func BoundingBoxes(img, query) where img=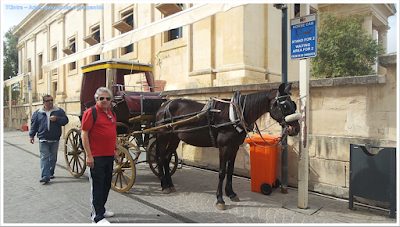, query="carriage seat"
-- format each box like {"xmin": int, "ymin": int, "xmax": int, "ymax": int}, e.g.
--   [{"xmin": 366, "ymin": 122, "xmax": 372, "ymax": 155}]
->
[{"xmin": 114, "ymin": 90, "xmax": 166, "ymax": 117}]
